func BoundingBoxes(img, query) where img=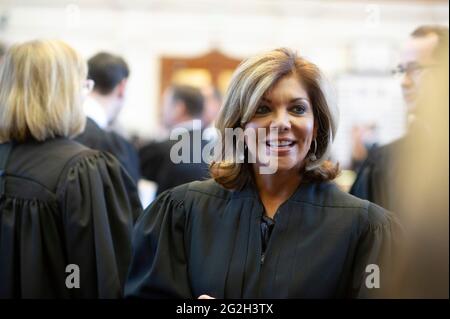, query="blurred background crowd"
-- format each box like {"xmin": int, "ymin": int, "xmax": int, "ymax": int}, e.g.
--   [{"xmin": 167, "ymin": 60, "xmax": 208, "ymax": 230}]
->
[{"xmin": 0, "ymin": 0, "xmax": 448, "ymax": 298}]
